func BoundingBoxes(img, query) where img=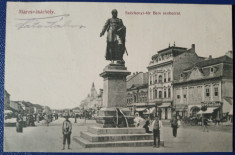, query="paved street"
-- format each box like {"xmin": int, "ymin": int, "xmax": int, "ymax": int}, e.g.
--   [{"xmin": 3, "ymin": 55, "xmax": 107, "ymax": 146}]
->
[{"xmin": 4, "ymin": 118, "xmax": 233, "ymax": 152}]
